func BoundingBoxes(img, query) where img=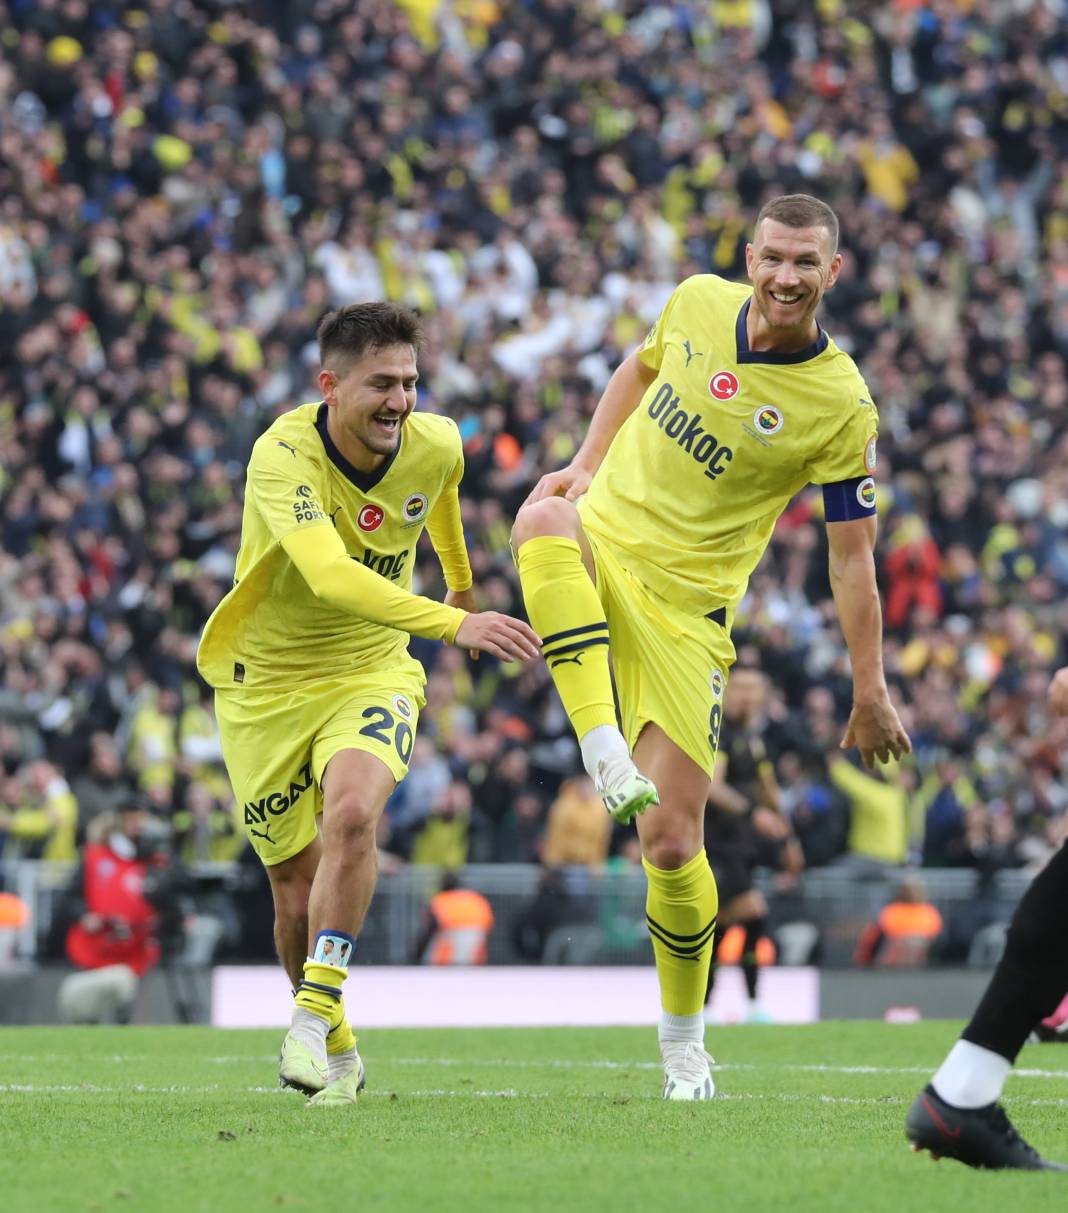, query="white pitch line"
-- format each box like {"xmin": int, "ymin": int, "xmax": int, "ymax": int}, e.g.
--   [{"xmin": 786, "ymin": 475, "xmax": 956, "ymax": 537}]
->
[
  {"xmin": 7, "ymin": 1056, "xmax": 1068, "ymax": 1081},
  {"xmin": 385, "ymin": 1057, "xmax": 1068, "ymax": 1081},
  {"xmin": 789, "ymin": 1063, "xmax": 1068, "ymax": 1080},
  {"xmin": 4, "ymin": 1083, "xmax": 1068, "ymax": 1110}
]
